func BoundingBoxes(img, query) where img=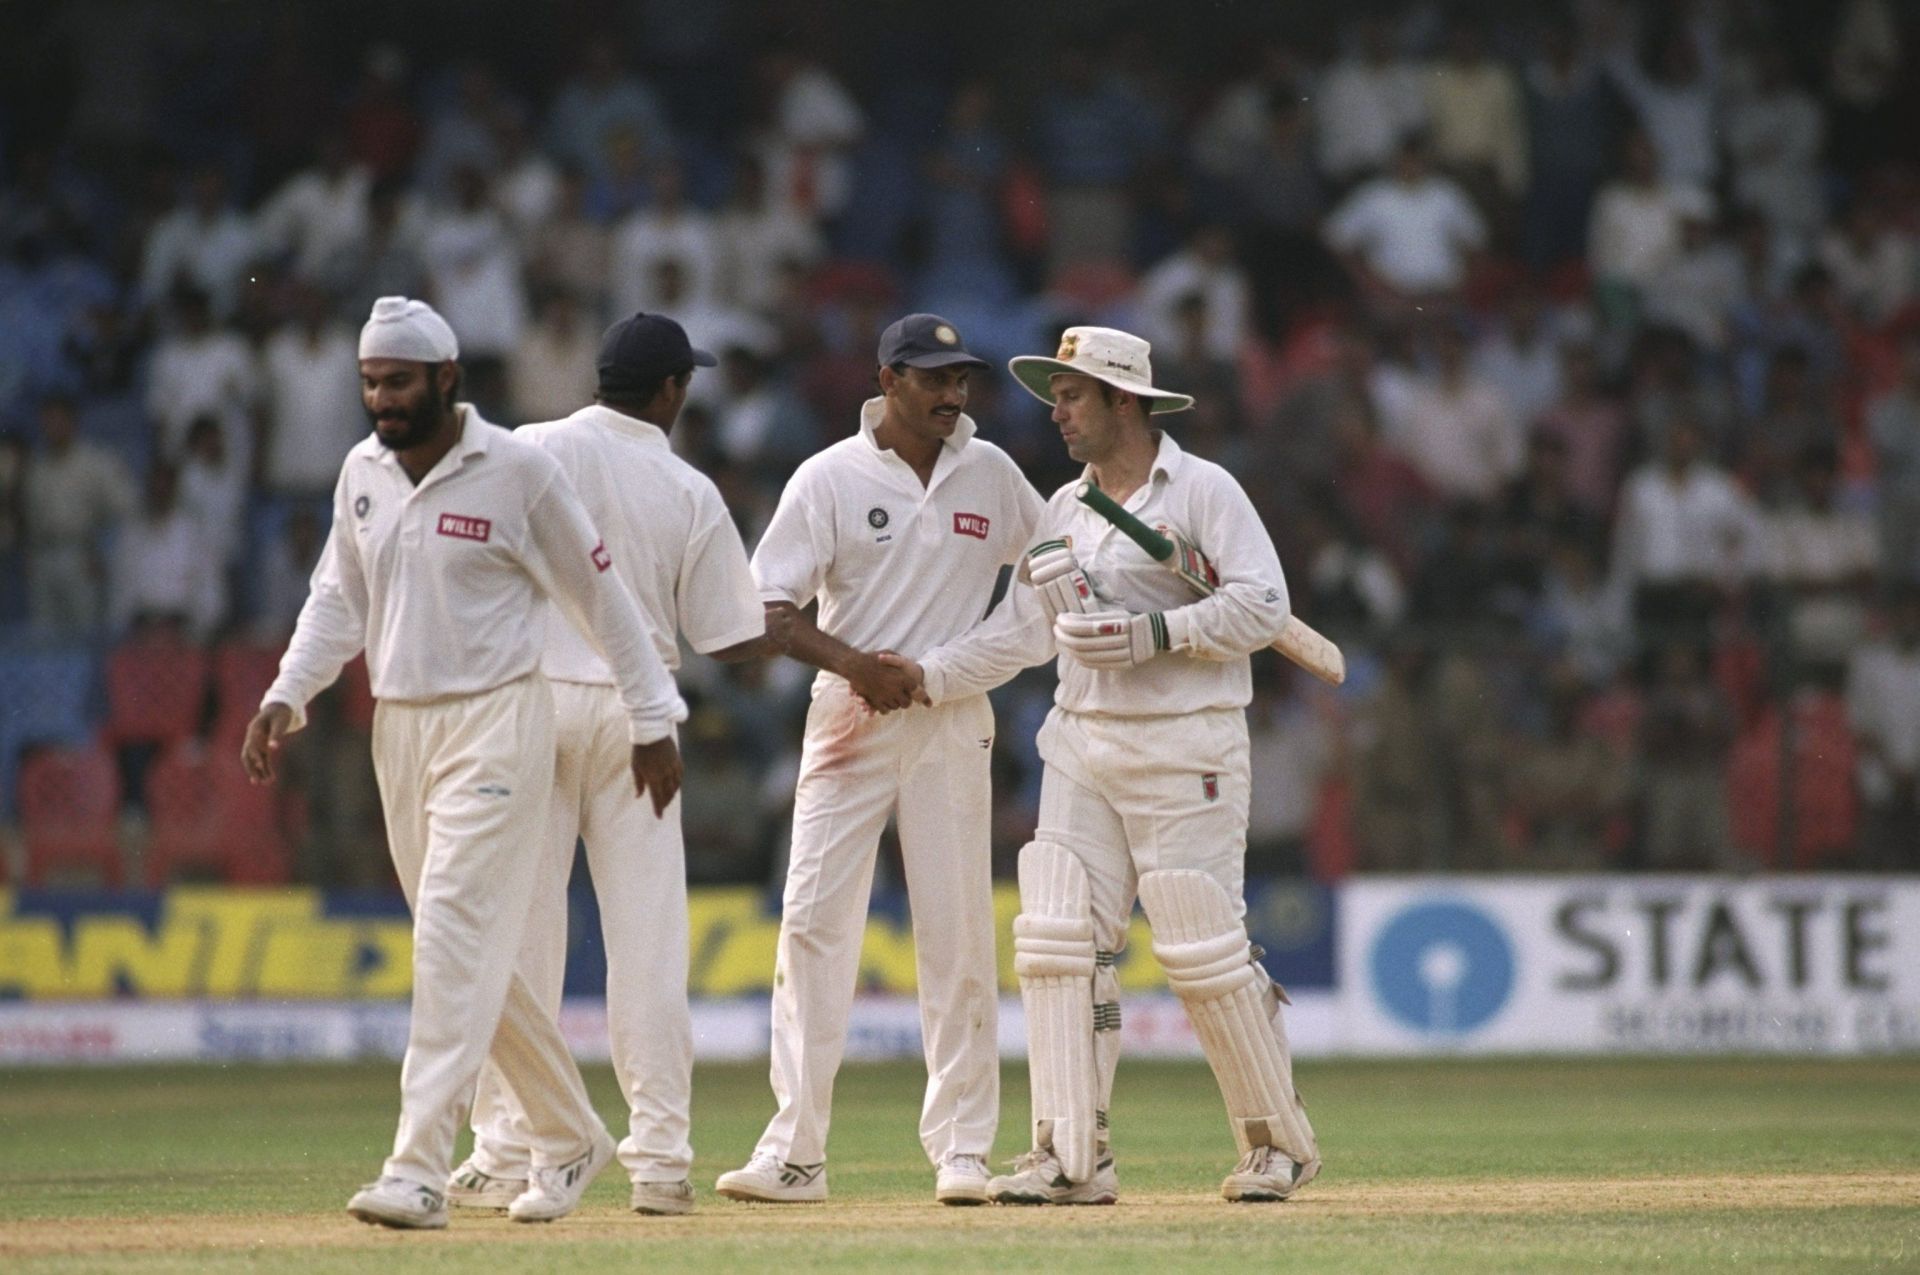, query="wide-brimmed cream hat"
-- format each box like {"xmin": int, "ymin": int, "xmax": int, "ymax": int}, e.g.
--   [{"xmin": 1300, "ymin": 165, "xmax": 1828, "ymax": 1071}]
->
[{"xmin": 1009, "ymin": 325, "xmax": 1194, "ymax": 414}]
